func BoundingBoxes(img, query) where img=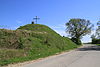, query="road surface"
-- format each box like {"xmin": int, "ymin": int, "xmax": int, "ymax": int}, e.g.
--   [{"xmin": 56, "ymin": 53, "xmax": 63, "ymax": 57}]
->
[{"xmin": 22, "ymin": 44, "xmax": 100, "ymax": 67}]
